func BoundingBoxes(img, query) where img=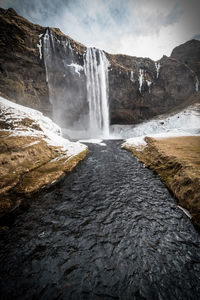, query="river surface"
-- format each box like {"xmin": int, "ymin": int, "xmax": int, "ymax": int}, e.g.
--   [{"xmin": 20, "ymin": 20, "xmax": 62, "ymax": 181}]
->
[{"xmin": 1, "ymin": 140, "xmax": 200, "ymax": 300}]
